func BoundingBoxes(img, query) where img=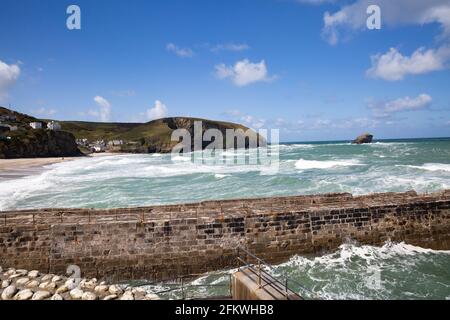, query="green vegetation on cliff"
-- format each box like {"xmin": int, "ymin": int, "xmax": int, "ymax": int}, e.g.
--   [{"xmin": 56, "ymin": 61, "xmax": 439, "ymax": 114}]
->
[{"xmin": 0, "ymin": 106, "xmax": 264, "ymax": 157}]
